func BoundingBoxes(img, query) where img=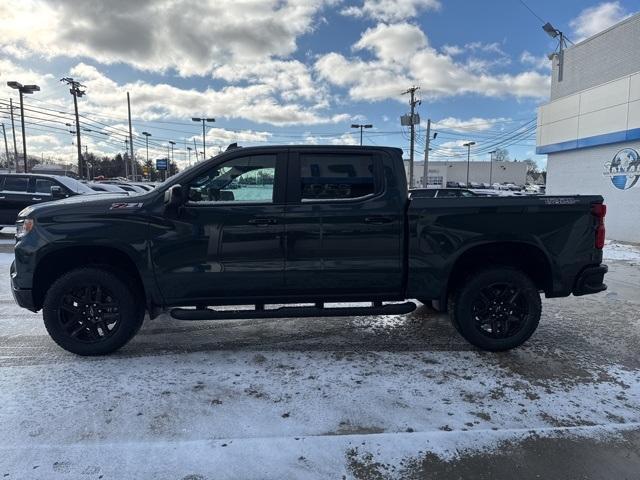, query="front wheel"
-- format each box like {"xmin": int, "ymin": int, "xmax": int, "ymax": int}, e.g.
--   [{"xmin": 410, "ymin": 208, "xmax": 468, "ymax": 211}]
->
[
  {"xmin": 43, "ymin": 267, "xmax": 144, "ymax": 356},
  {"xmin": 449, "ymin": 267, "xmax": 541, "ymax": 351}
]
